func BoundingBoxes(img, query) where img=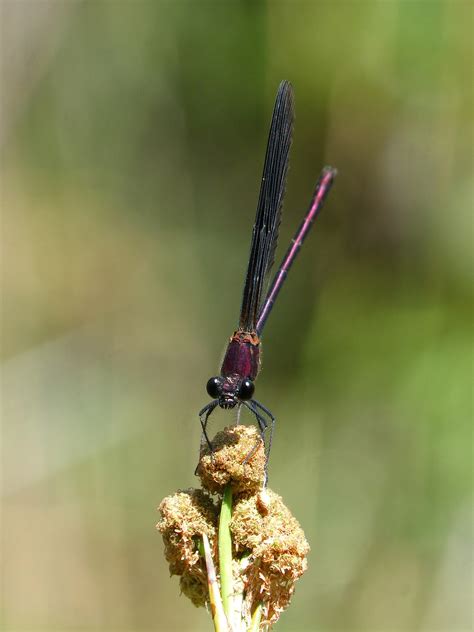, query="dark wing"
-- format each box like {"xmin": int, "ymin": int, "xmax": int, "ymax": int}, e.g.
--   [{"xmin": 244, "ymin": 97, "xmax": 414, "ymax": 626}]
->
[{"xmin": 239, "ymin": 80, "xmax": 294, "ymax": 332}]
